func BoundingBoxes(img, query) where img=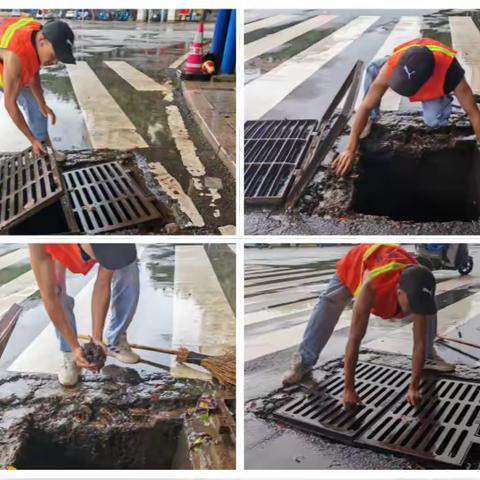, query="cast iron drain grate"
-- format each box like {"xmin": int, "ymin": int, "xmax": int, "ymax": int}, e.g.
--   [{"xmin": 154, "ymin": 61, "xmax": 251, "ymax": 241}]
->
[
  {"xmin": 359, "ymin": 376, "xmax": 480, "ymax": 467},
  {"xmin": 0, "ymin": 148, "xmax": 63, "ymax": 231},
  {"xmin": 274, "ymin": 362, "xmax": 411, "ymax": 442},
  {"xmin": 244, "ymin": 119, "xmax": 318, "ymax": 204},
  {"xmin": 62, "ymin": 162, "xmax": 162, "ymax": 234}
]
